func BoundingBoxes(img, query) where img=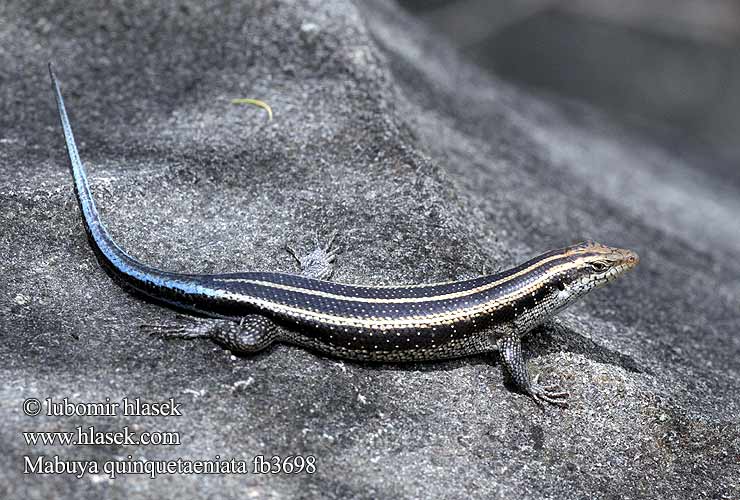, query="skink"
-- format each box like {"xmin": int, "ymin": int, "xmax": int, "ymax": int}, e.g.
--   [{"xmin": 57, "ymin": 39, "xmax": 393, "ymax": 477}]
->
[{"xmin": 49, "ymin": 65, "xmax": 638, "ymax": 406}]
